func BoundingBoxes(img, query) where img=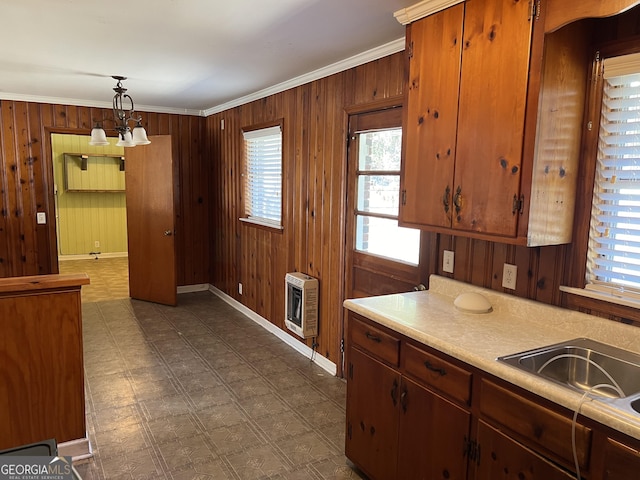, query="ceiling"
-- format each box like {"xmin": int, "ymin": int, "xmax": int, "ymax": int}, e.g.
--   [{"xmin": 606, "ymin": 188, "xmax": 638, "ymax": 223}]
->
[{"xmin": 0, "ymin": 0, "xmax": 412, "ymax": 116}]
